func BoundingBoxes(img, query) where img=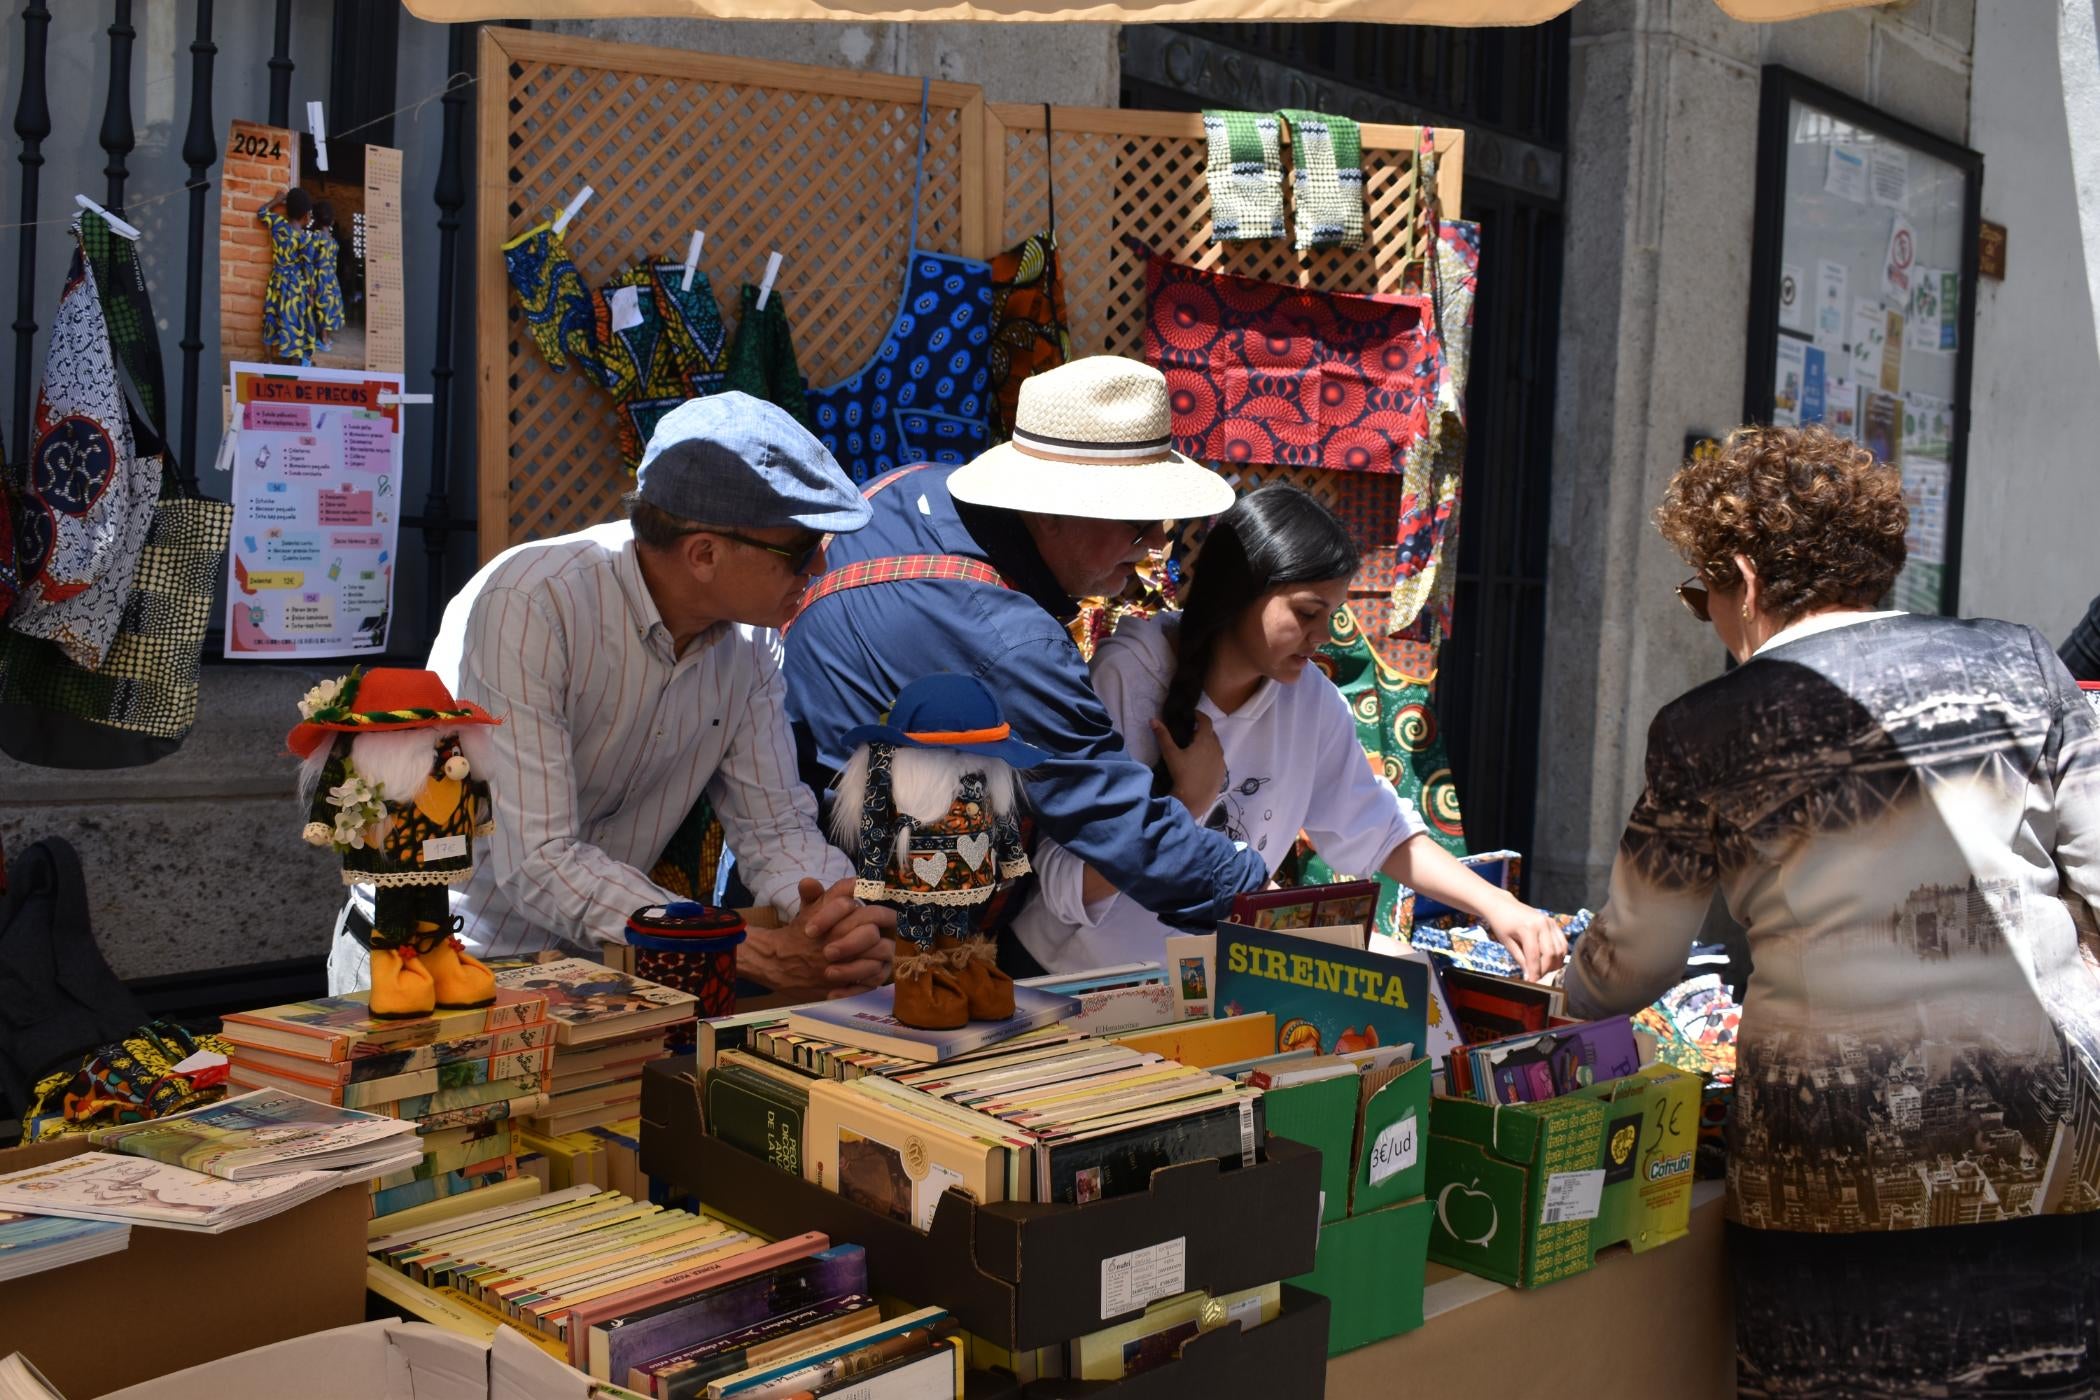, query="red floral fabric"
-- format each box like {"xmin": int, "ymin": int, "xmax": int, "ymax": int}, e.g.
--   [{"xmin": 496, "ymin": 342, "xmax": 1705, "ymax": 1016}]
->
[{"xmin": 1141, "ymin": 251, "xmax": 1438, "ymax": 475}]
